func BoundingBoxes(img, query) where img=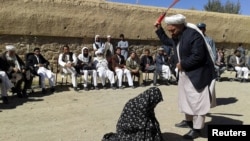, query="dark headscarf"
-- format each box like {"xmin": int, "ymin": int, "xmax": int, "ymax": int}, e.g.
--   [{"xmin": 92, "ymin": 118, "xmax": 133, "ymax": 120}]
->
[{"xmin": 102, "ymin": 87, "xmax": 163, "ymax": 141}]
